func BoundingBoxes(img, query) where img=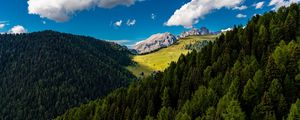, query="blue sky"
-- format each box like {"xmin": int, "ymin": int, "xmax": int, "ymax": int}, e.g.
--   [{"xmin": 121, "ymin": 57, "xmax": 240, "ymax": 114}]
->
[{"xmin": 0, "ymin": 0, "xmax": 297, "ymax": 45}]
